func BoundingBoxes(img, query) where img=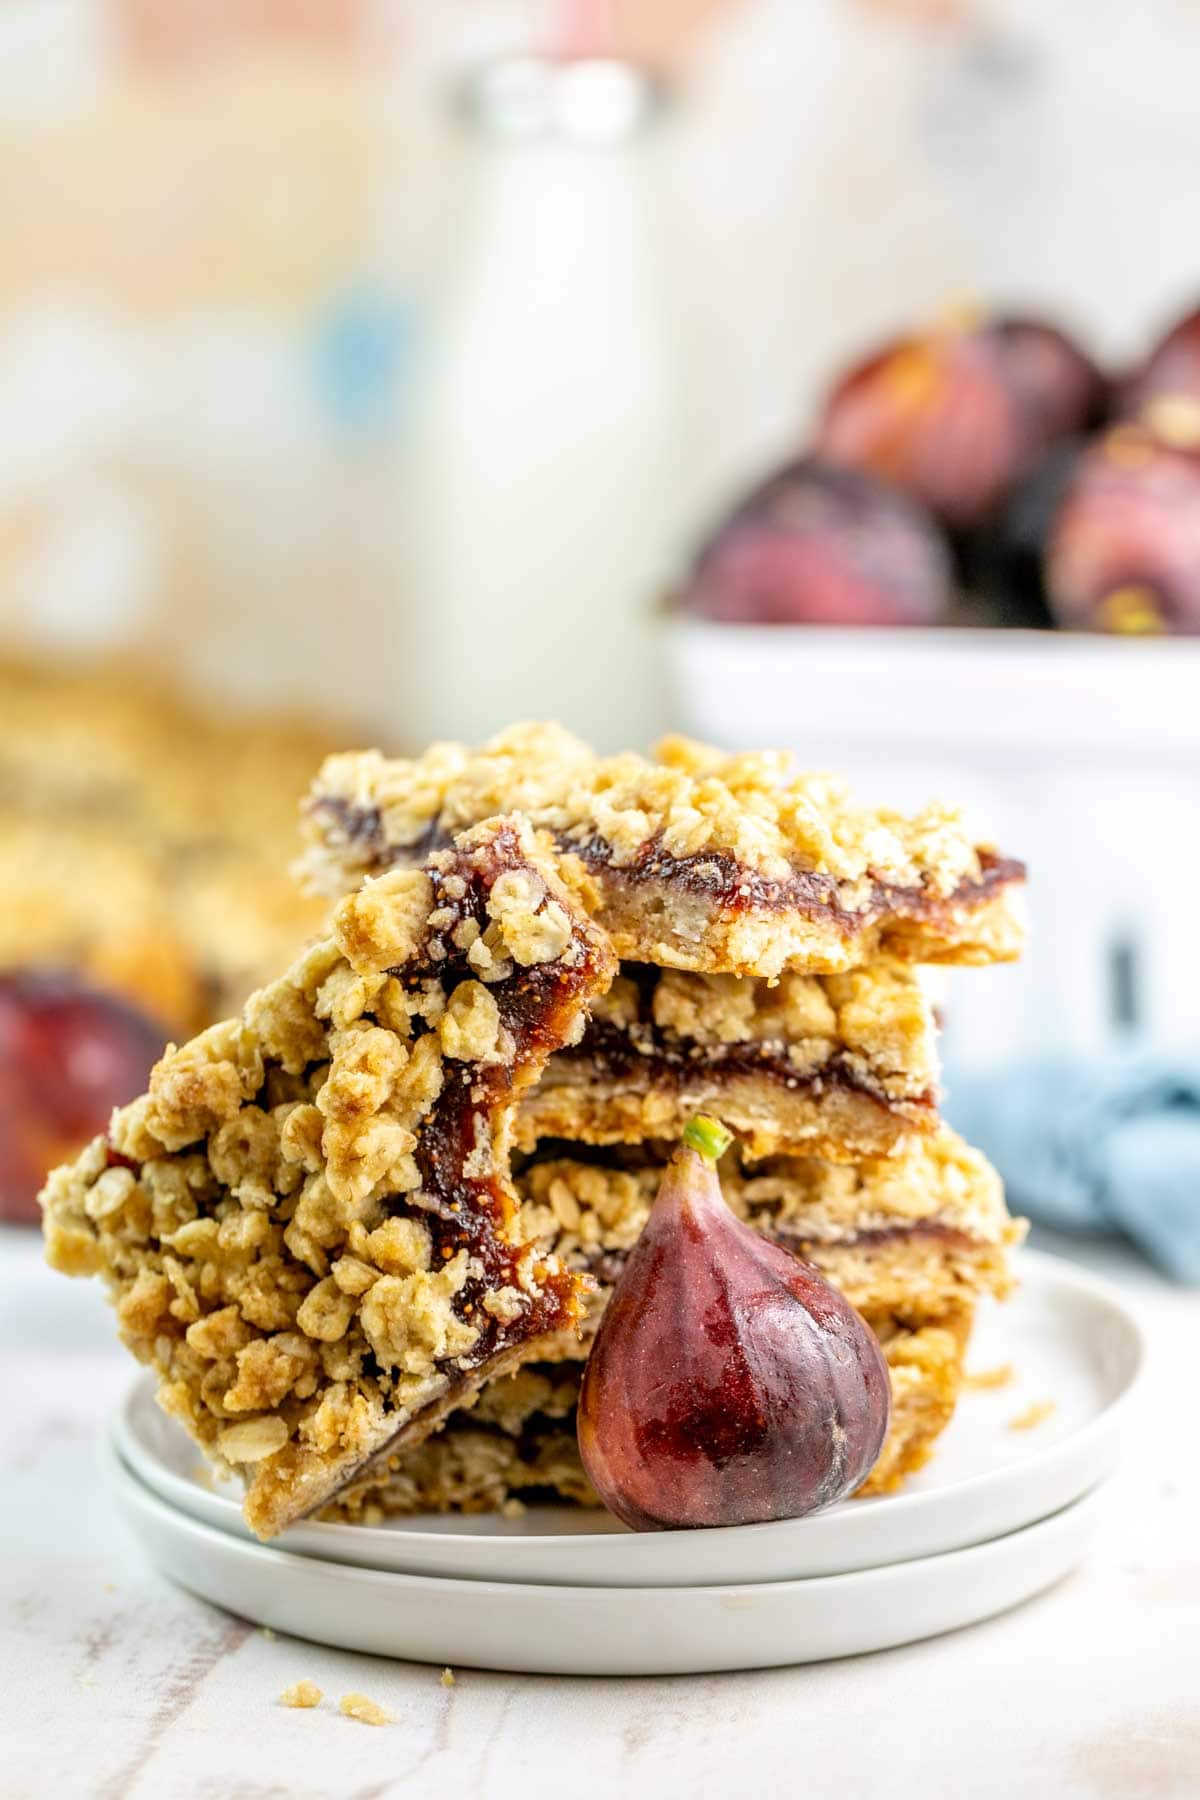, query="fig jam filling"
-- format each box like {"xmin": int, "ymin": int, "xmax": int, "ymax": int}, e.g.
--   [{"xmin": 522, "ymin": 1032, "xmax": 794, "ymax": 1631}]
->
[
  {"xmin": 571, "ymin": 840, "xmax": 1025, "ymax": 926},
  {"xmin": 575, "ymin": 1219, "xmax": 976, "ymax": 1290},
  {"xmin": 769, "ymin": 1219, "xmax": 975, "ymax": 1255},
  {"xmin": 310, "ymin": 794, "xmax": 1024, "ymax": 927},
  {"xmin": 353, "ymin": 824, "xmax": 613, "ymax": 1363},
  {"xmin": 555, "ymin": 1018, "xmax": 936, "ymax": 1113},
  {"xmin": 406, "ymin": 970, "xmax": 598, "ymax": 1360}
]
